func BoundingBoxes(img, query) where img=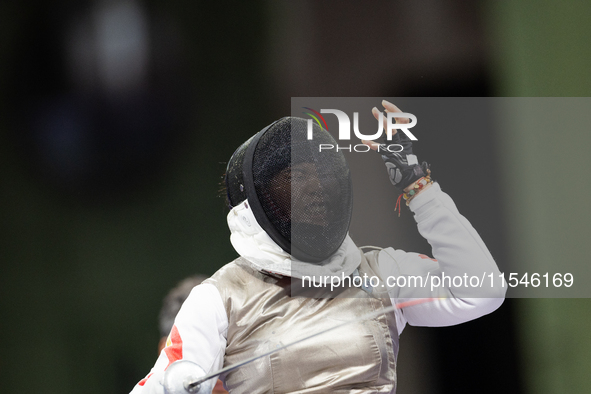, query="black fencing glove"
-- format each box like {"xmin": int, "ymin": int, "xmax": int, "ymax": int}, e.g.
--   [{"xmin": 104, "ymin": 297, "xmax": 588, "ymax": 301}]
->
[{"xmin": 377, "ymin": 131, "xmax": 430, "ymax": 191}]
